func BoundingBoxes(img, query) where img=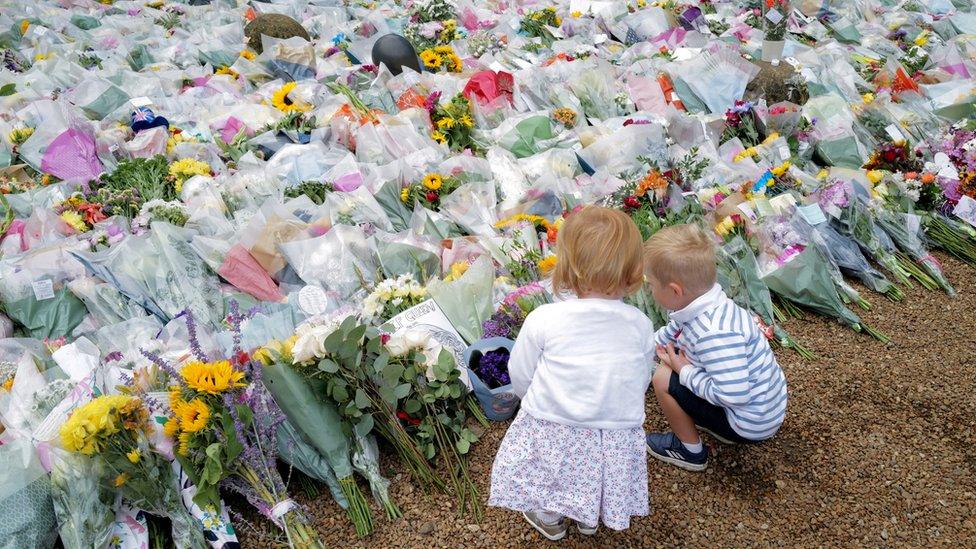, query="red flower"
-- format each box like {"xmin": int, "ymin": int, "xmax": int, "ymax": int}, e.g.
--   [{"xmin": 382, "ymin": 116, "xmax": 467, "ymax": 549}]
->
[
  {"xmin": 396, "ymin": 410, "xmax": 421, "ymax": 426},
  {"xmin": 380, "ymin": 333, "xmax": 391, "ymax": 344},
  {"xmin": 233, "ymin": 351, "xmax": 250, "ymax": 365},
  {"xmin": 426, "ymin": 191, "xmax": 439, "ymax": 202},
  {"xmin": 883, "ymin": 149, "xmax": 897, "ymax": 162},
  {"xmin": 730, "ymin": 213, "xmax": 743, "ymax": 224},
  {"xmin": 623, "ymin": 195, "xmax": 641, "ymax": 209}
]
